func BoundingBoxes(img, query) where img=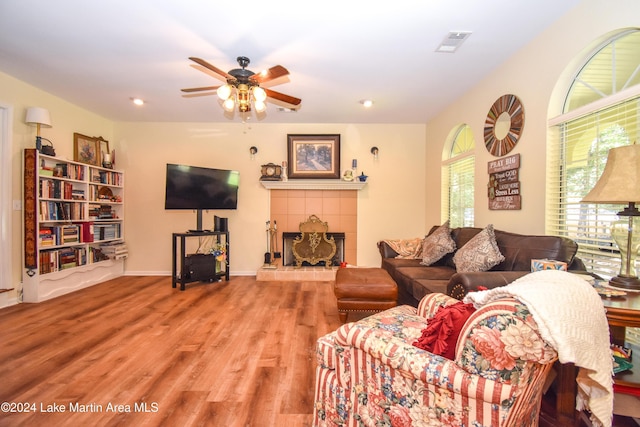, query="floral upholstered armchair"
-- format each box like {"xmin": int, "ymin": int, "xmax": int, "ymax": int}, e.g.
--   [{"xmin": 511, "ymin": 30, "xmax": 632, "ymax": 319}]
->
[{"xmin": 313, "ymin": 293, "xmax": 558, "ymax": 427}]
